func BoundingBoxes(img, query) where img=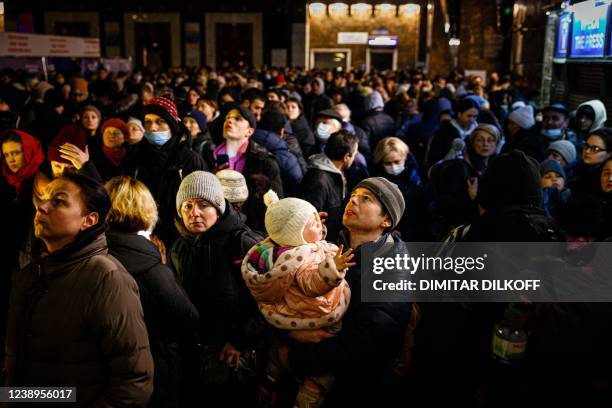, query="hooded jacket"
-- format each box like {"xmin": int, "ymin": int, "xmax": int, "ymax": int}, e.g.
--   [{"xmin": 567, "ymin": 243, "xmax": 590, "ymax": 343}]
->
[
  {"xmin": 252, "ymin": 128, "xmax": 303, "ymax": 194},
  {"xmin": 242, "ymin": 238, "xmax": 351, "ymax": 330},
  {"xmin": 5, "ymin": 232, "xmax": 154, "ymax": 407},
  {"xmin": 576, "ymin": 99, "xmax": 607, "ymax": 134},
  {"xmin": 290, "ymin": 114, "xmax": 316, "ymax": 158},
  {"xmin": 107, "ymin": 232, "xmax": 199, "ymax": 408},
  {"xmin": 360, "ymin": 91, "xmax": 396, "ymax": 150},
  {"xmin": 299, "ymin": 153, "xmax": 346, "ymax": 243}
]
